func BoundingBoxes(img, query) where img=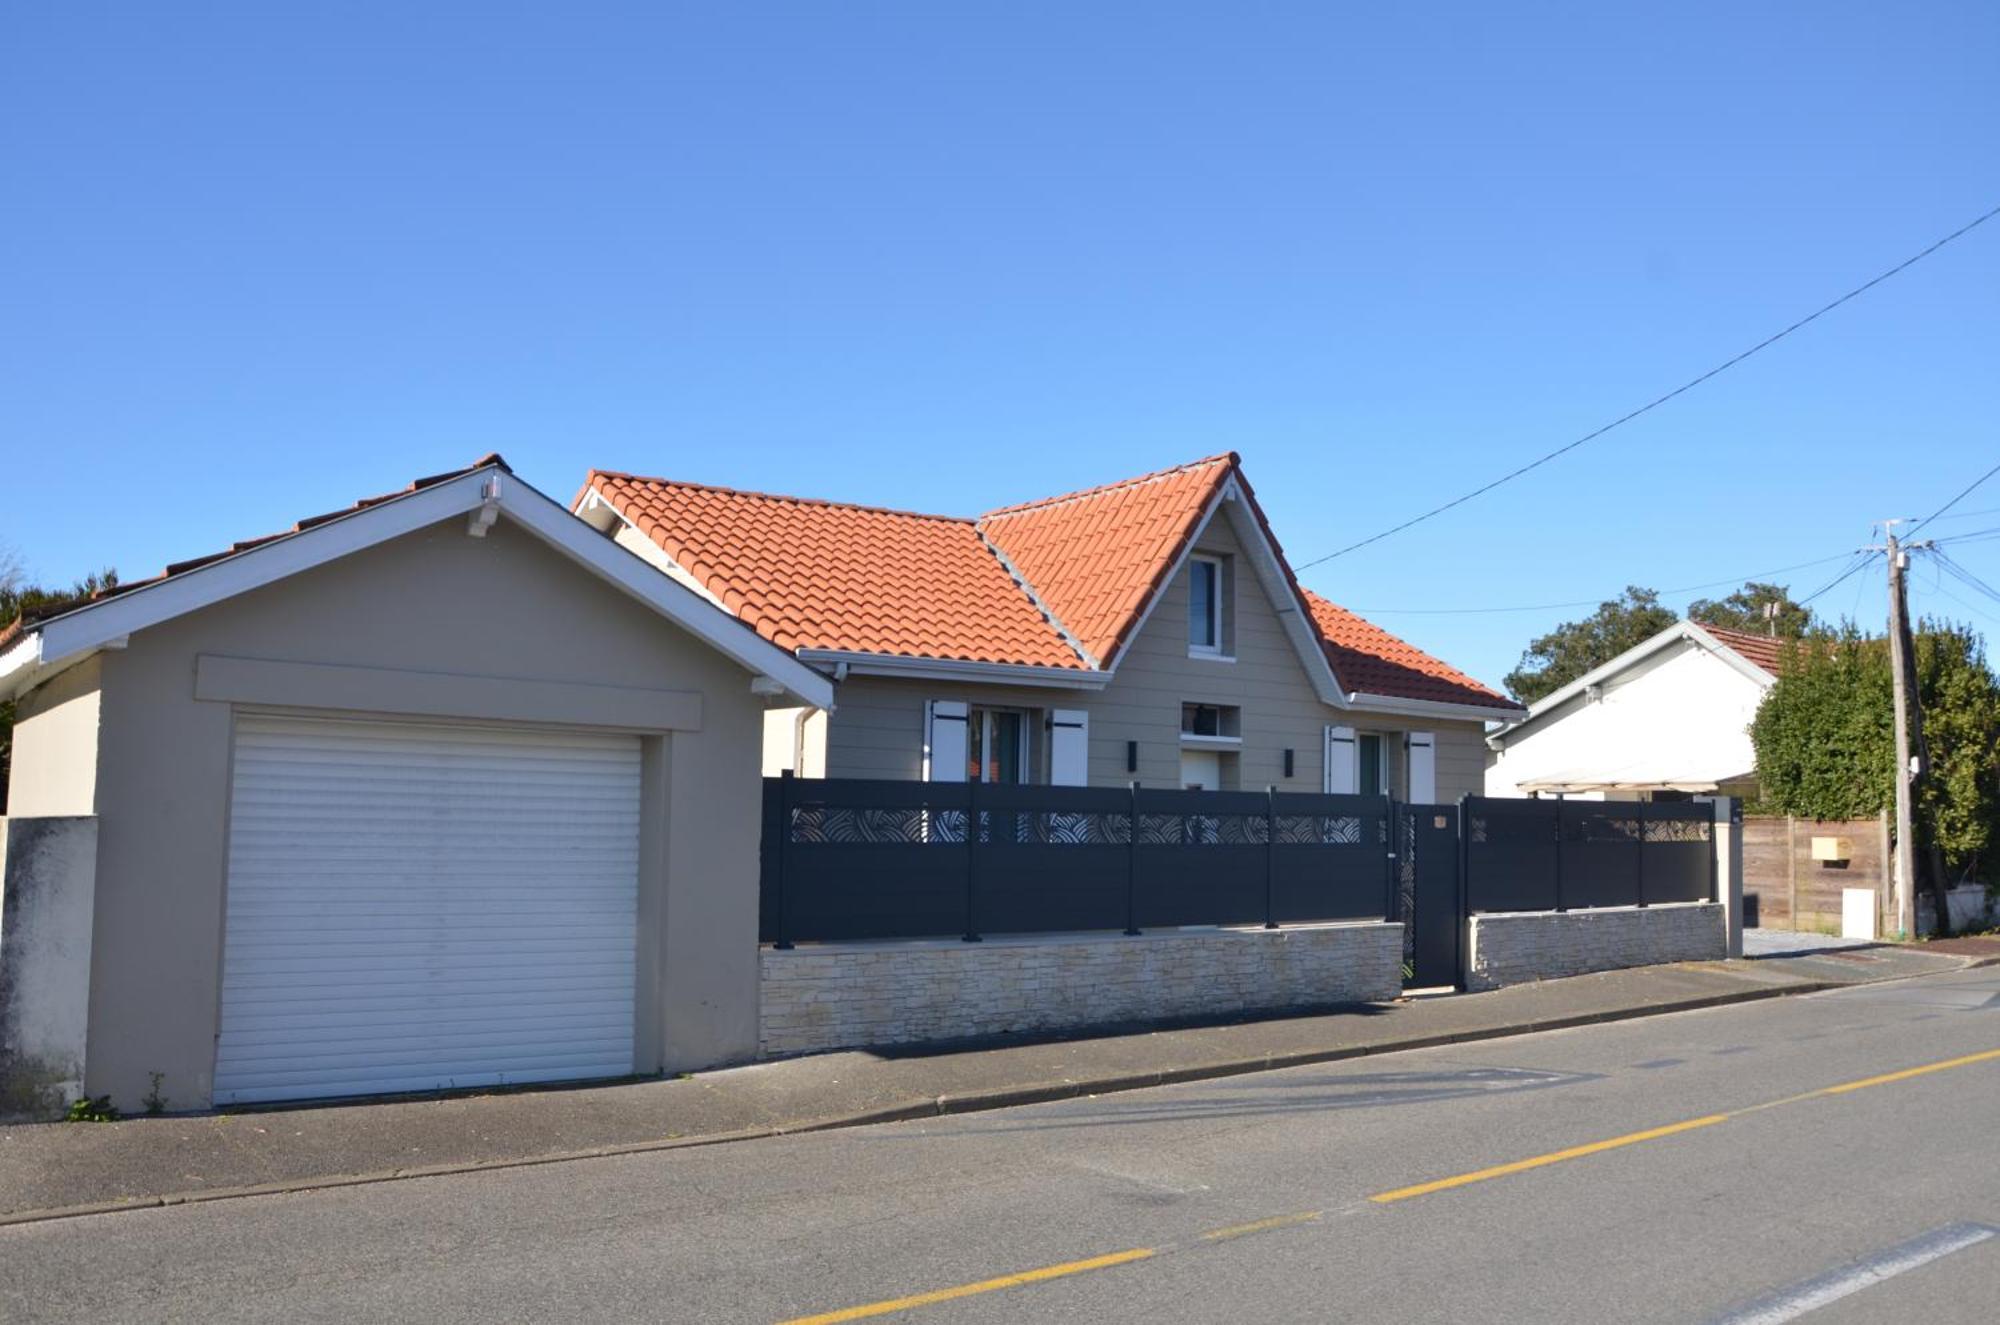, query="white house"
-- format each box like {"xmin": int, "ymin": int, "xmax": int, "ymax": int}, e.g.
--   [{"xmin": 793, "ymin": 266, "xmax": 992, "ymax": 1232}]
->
[{"xmin": 1484, "ymin": 621, "xmax": 1783, "ymax": 800}]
